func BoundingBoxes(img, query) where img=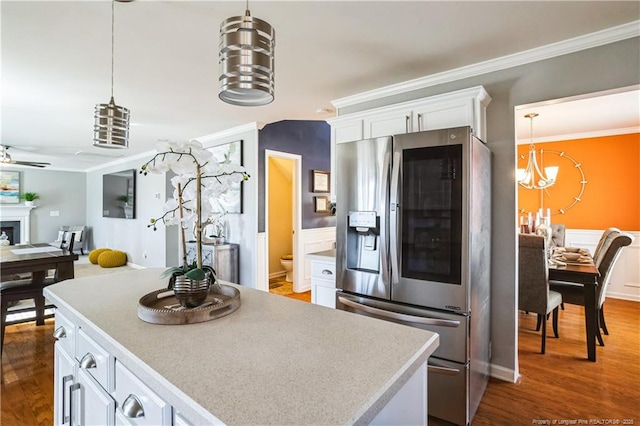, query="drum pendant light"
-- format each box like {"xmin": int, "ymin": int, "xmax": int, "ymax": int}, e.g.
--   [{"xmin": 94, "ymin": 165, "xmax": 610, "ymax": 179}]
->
[
  {"xmin": 219, "ymin": 0, "xmax": 275, "ymax": 106},
  {"xmin": 94, "ymin": 0, "xmax": 130, "ymax": 149}
]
